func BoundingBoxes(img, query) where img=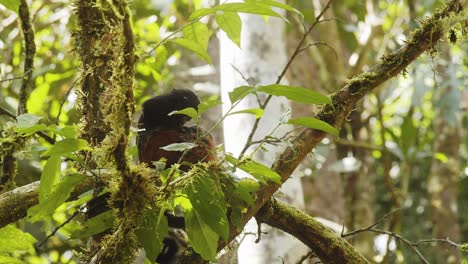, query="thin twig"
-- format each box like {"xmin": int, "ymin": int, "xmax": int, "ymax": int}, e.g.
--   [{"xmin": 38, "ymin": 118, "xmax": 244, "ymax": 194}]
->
[
  {"xmin": 238, "ymin": 0, "xmax": 334, "ymax": 159},
  {"xmin": 0, "ymin": 69, "xmax": 32, "ymax": 83},
  {"xmin": 37, "ymin": 209, "xmax": 81, "ymax": 247},
  {"xmin": 341, "ymin": 208, "xmax": 401, "ymax": 237},
  {"xmin": 55, "ymin": 78, "xmax": 79, "ymax": 125},
  {"xmin": 341, "ymin": 208, "xmax": 463, "ymax": 264},
  {"xmin": 142, "ymin": 17, "xmax": 203, "ymax": 59}
]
